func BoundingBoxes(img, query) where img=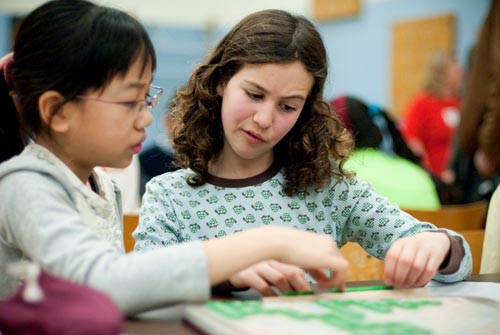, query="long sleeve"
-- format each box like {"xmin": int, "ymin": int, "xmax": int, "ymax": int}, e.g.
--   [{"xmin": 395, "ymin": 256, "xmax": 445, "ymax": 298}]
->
[
  {"xmin": 134, "ymin": 175, "xmax": 186, "ymax": 251},
  {"xmin": 0, "ymin": 171, "xmax": 210, "ymax": 316},
  {"xmin": 136, "ymin": 168, "xmax": 472, "ymax": 284}
]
